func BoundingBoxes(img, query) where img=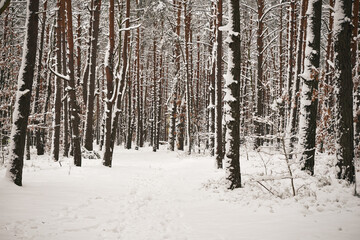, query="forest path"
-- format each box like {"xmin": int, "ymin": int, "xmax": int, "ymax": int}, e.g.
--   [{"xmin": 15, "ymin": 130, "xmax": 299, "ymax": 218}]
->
[{"xmin": 1, "ymin": 147, "xmax": 360, "ymax": 240}]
